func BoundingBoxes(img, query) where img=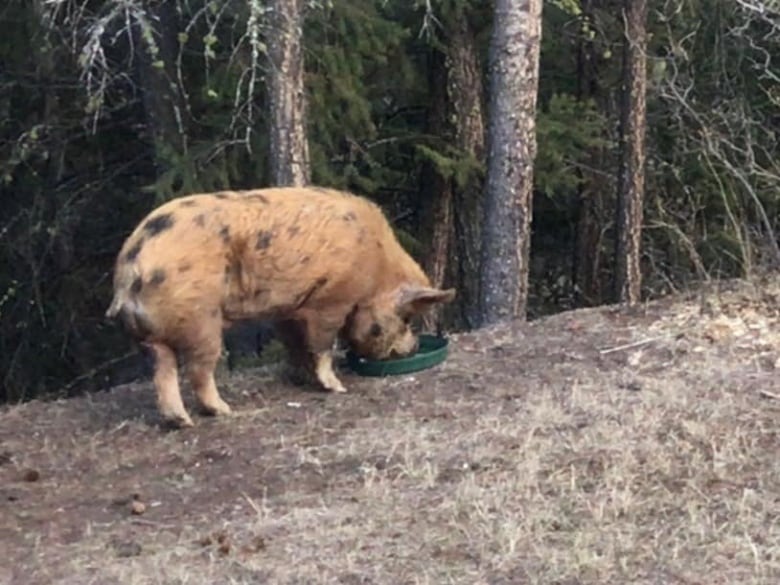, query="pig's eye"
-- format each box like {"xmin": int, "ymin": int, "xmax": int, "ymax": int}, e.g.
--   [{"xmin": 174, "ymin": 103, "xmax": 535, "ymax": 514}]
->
[{"xmin": 369, "ymin": 323, "xmax": 383, "ymax": 337}]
